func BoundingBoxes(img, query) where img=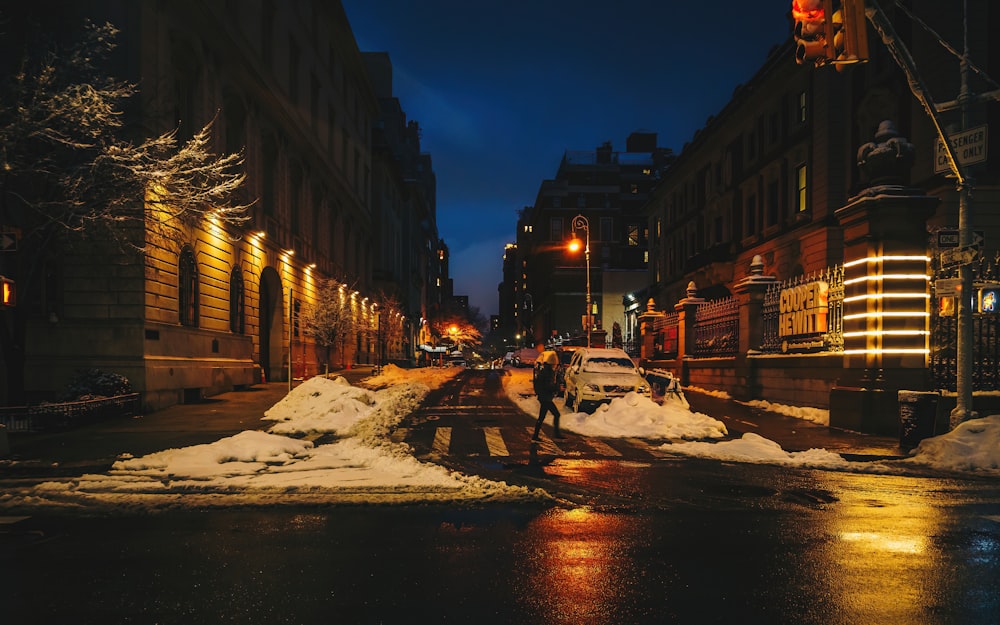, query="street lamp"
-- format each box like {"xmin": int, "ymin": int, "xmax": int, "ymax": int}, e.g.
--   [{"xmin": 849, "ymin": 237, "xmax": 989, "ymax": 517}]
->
[
  {"xmin": 569, "ymin": 214, "xmax": 591, "ymax": 347},
  {"xmin": 373, "ymin": 302, "xmax": 381, "ymax": 373}
]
